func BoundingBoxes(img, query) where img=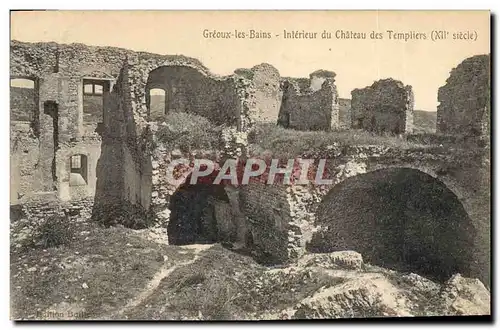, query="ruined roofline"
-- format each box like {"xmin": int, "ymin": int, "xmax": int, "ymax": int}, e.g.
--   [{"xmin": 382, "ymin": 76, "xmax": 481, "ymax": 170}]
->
[
  {"xmin": 11, "ymin": 40, "xmax": 286, "ymax": 83},
  {"xmin": 281, "ymin": 73, "xmax": 337, "ymax": 83},
  {"xmin": 281, "ymin": 76, "xmax": 337, "ymax": 96},
  {"xmin": 309, "ymin": 69, "xmax": 336, "ymax": 79},
  {"xmin": 458, "ymin": 53, "xmax": 490, "ymax": 63},
  {"xmin": 443, "ymin": 53, "xmax": 491, "ymax": 83},
  {"xmin": 11, "ymin": 39, "xmax": 211, "ymax": 74},
  {"xmin": 10, "ymin": 39, "xmax": 205, "ymax": 66},
  {"xmin": 351, "ymin": 77, "xmax": 412, "ymax": 94},
  {"xmin": 447, "ymin": 54, "xmax": 490, "ymax": 73},
  {"xmin": 10, "ymin": 40, "xmax": 339, "ymax": 86}
]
